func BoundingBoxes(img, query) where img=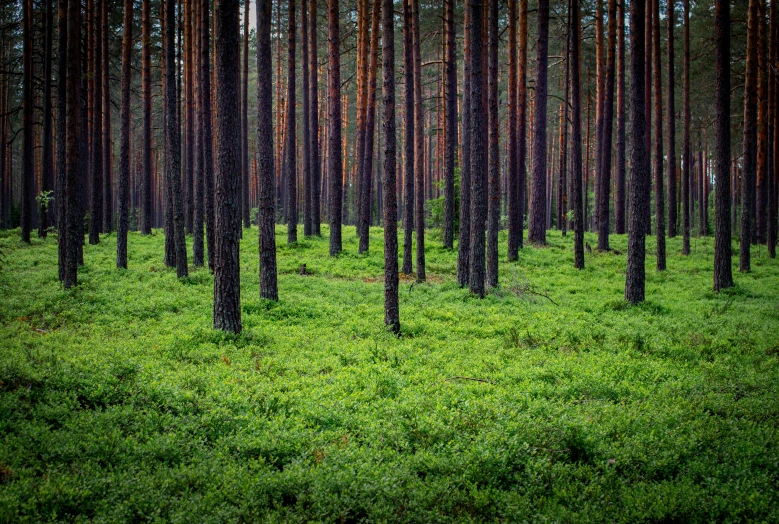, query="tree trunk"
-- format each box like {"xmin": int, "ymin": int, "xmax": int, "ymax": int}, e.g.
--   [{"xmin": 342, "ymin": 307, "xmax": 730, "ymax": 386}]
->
[
  {"xmin": 644, "ymin": 0, "xmax": 652, "ymax": 236},
  {"xmin": 486, "ymin": 0, "xmax": 499, "ymax": 288},
  {"xmin": 682, "ymin": 0, "xmax": 691, "ymax": 255},
  {"xmin": 242, "ymin": 0, "xmax": 250, "ymax": 230},
  {"xmin": 615, "ymin": 0, "xmax": 626, "ymax": 234},
  {"xmin": 57, "ymin": 0, "xmax": 68, "ymax": 279},
  {"xmin": 328, "ymin": 0, "xmax": 342, "ymax": 256},
  {"xmin": 141, "ymin": 0, "xmax": 152, "ymax": 234},
  {"xmin": 90, "ymin": 0, "xmax": 104, "ymax": 244},
  {"xmin": 359, "ymin": 0, "xmax": 380, "ymax": 253},
  {"xmin": 214, "ymin": 0, "xmax": 242, "ymax": 332},
  {"xmin": 468, "ymin": 0, "xmax": 486, "ymax": 296},
  {"xmin": 40, "ymin": 0, "xmax": 54, "ymax": 239},
  {"xmin": 166, "ymin": 0, "xmax": 188, "ymax": 277},
  {"xmin": 286, "ymin": 0, "xmax": 298, "ymax": 244},
  {"xmin": 596, "ymin": 0, "xmax": 616, "ymax": 250},
  {"xmin": 528, "ymin": 0, "xmax": 550, "ymax": 245},
  {"xmin": 741, "ymin": 0, "xmax": 759, "ymax": 271},
  {"xmin": 412, "ymin": 0, "xmax": 425, "ymax": 282},
  {"xmin": 756, "ymin": 0, "xmax": 768, "ymax": 244},
  {"xmin": 64, "ymin": 0, "xmax": 82, "ymax": 287},
  {"xmin": 21, "ymin": 0, "xmax": 33, "ymax": 243},
  {"xmin": 184, "ymin": 0, "xmax": 194, "ymax": 235},
  {"xmin": 507, "ymin": 0, "xmax": 519, "ymax": 259},
  {"xmin": 117, "ymin": 0, "xmax": 133, "ymax": 268},
  {"xmin": 653, "ymin": 0, "xmax": 665, "ymax": 270},
  {"xmin": 713, "ymin": 0, "xmax": 733, "ymax": 289},
  {"xmin": 402, "ymin": 0, "xmax": 415, "ymax": 274},
  {"xmin": 193, "ymin": 0, "xmax": 204, "ymax": 266},
  {"xmin": 200, "ymin": 0, "xmax": 215, "ymax": 270},
  {"xmin": 302, "ymin": 0, "xmax": 311, "ymax": 236},
  {"xmin": 257, "ymin": 0, "xmax": 278, "ymax": 300},
  {"xmin": 443, "ymin": 0, "xmax": 457, "ymax": 250},
  {"xmin": 667, "ymin": 0, "xmax": 677, "ymax": 238},
  {"xmin": 381, "ymin": 0, "xmax": 399, "ymax": 333},
  {"xmin": 625, "ymin": 0, "xmax": 648, "ymax": 304},
  {"xmin": 767, "ymin": 0, "xmax": 777, "ymax": 258},
  {"xmin": 571, "ymin": 0, "xmax": 584, "ymax": 269},
  {"xmin": 102, "ymin": 0, "xmax": 112, "ymax": 233},
  {"xmin": 517, "ymin": 0, "xmax": 528, "ymax": 247},
  {"xmin": 309, "ymin": 0, "xmax": 321, "ymax": 236}
]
